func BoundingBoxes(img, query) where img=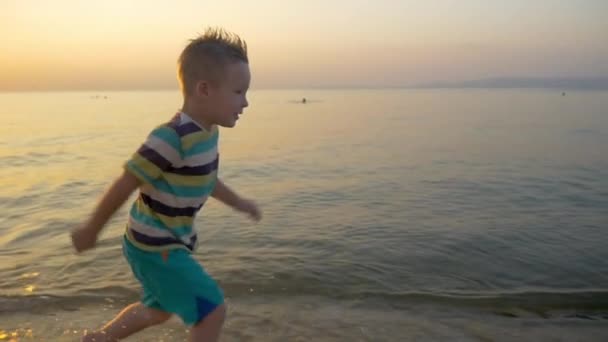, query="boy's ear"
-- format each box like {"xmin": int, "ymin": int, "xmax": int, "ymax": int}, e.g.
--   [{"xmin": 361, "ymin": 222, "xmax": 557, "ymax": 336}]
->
[{"xmin": 194, "ymin": 80, "xmax": 211, "ymax": 97}]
